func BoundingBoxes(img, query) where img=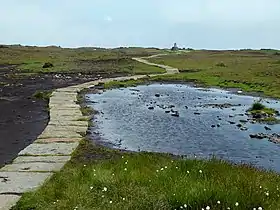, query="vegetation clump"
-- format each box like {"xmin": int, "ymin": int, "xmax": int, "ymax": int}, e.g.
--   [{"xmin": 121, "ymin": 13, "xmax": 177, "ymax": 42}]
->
[
  {"xmin": 216, "ymin": 62, "xmax": 227, "ymax": 67},
  {"xmin": 33, "ymin": 90, "xmax": 52, "ymax": 101},
  {"xmin": 42, "ymin": 62, "xmax": 54, "ymax": 68},
  {"xmin": 247, "ymin": 102, "xmax": 279, "ymax": 123}
]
